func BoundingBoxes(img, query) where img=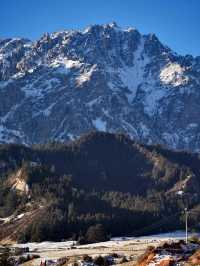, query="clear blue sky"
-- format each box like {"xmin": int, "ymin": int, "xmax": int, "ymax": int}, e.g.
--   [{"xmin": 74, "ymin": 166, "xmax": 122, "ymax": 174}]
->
[{"xmin": 1, "ymin": 0, "xmax": 199, "ymax": 56}]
